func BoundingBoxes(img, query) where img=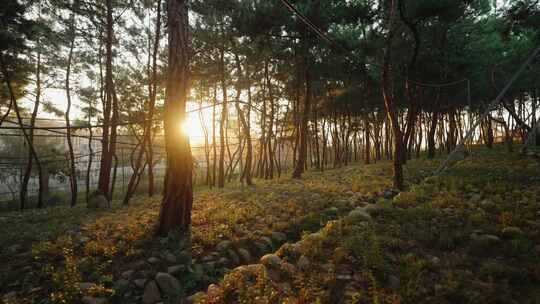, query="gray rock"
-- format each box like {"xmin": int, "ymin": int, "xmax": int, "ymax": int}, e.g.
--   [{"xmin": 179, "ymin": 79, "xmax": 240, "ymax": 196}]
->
[
  {"xmin": 155, "ymin": 272, "xmax": 182, "ymax": 295},
  {"xmin": 253, "ymin": 241, "xmax": 271, "ymax": 254},
  {"xmin": 326, "ymin": 207, "xmax": 339, "ymax": 215},
  {"xmin": 470, "ymin": 234, "xmax": 501, "ymax": 249},
  {"xmin": 164, "ymin": 252, "xmax": 177, "ymax": 264},
  {"xmin": 227, "ymin": 249, "xmax": 240, "ymax": 265},
  {"xmin": 364, "ymin": 204, "xmax": 382, "ymax": 215},
  {"xmin": 217, "ymin": 257, "xmax": 229, "ymax": 266},
  {"xmin": 337, "ymin": 274, "xmax": 352, "ymax": 280},
  {"xmin": 470, "ymin": 193, "xmax": 482, "ymax": 202},
  {"xmin": 260, "ymin": 254, "xmax": 282, "ymax": 268},
  {"xmin": 267, "ymin": 268, "xmax": 282, "ymax": 281},
  {"xmin": 348, "ymin": 208, "xmax": 372, "ymax": 222},
  {"xmin": 167, "ymin": 265, "xmax": 184, "ymax": 275},
  {"xmin": 388, "ymin": 275, "xmax": 400, "ymax": 290},
  {"xmin": 142, "ymin": 280, "xmax": 161, "ymax": 304},
  {"xmin": 176, "ymin": 250, "xmax": 192, "ymax": 263},
  {"xmin": 260, "ymin": 236, "xmax": 274, "ymax": 250},
  {"xmin": 139, "ymin": 270, "xmax": 156, "ymax": 278},
  {"xmin": 297, "ymin": 255, "xmax": 310, "ymax": 271},
  {"xmin": 479, "ymin": 199, "xmax": 495, "ymax": 210},
  {"xmin": 383, "ymin": 189, "xmax": 399, "ymax": 199},
  {"xmin": 534, "ymin": 245, "xmax": 540, "ymax": 255},
  {"xmin": 480, "ymin": 234, "xmax": 500, "ymax": 242},
  {"xmin": 217, "ymin": 240, "xmax": 232, "ymax": 251},
  {"xmin": 281, "ymin": 262, "xmax": 297, "ymax": 274},
  {"xmin": 87, "ymin": 192, "xmax": 108, "ymax": 209},
  {"xmin": 9, "ymin": 244, "xmax": 23, "ymax": 253},
  {"xmin": 115, "ymin": 279, "xmax": 130, "ymax": 289},
  {"xmin": 79, "ymin": 282, "xmax": 97, "ymax": 292},
  {"xmin": 121, "ymin": 270, "xmax": 134, "ymax": 279},
  {"xmin": 429, "ymin": 256, "xmax": 441, "ymax": 266},
  {"xmin": 3, "ymin": 291, "xmax": 16, "ymax": 299},
  {"xmin": 81, "ymin": 296, "xmax": 107, "ymax": 304},
  {"xmin": 237, "ymin": 248, "xmax": 251, "ymax": 263},
  {"xmin": 205, "ymin": 261, "xmax": 217, "ymax": 270},
  {"xmin": 135, "ymin": 260, "xmax": 150, "ymax": 270},
  {"xmin": 201, "ymin": 255, "xmax": 214, "ymax": 263},
  {"xmin": 501, "ymin": 227, "xmax": 524, "ymax": 238},
  {"xmin": 270, "ymin": 232, "xmax": 287, "ymax": 244},
  {"xmin": 134, "ymin": 278, "xmax": 147, "ymax": 289},
  {"xmin": 147, "ymin": 257, "xmax": 160, "ymax": 265}
]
